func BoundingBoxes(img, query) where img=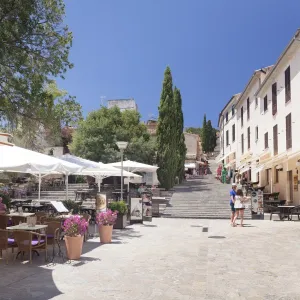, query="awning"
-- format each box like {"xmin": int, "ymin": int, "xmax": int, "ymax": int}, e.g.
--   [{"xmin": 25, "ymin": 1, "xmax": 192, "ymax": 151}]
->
[
  {"xmin": 216, "ymin": 150, "xmax": 235, "ymax": 163},
  {"xmin": 239, "ymin": 165, "xmax": 250, "ymax": 174},
  {"xmin": 185, "ymin": 163, "xmax": 196, "ymax": 169},
  {"xmin": 255, "ymin": 164, "xmax": 266, "ymax": 173}
]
